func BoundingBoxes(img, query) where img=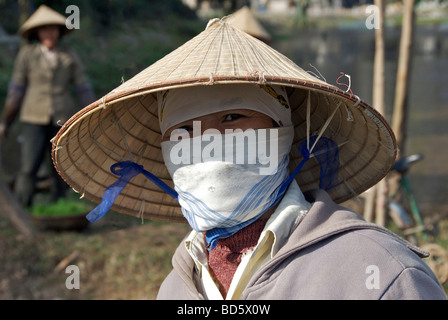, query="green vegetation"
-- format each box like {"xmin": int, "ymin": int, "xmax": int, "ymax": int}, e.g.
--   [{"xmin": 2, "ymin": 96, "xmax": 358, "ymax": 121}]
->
[{"xmin": 27, "ymin": 197, "xmax": 89, "ymax": 217}]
